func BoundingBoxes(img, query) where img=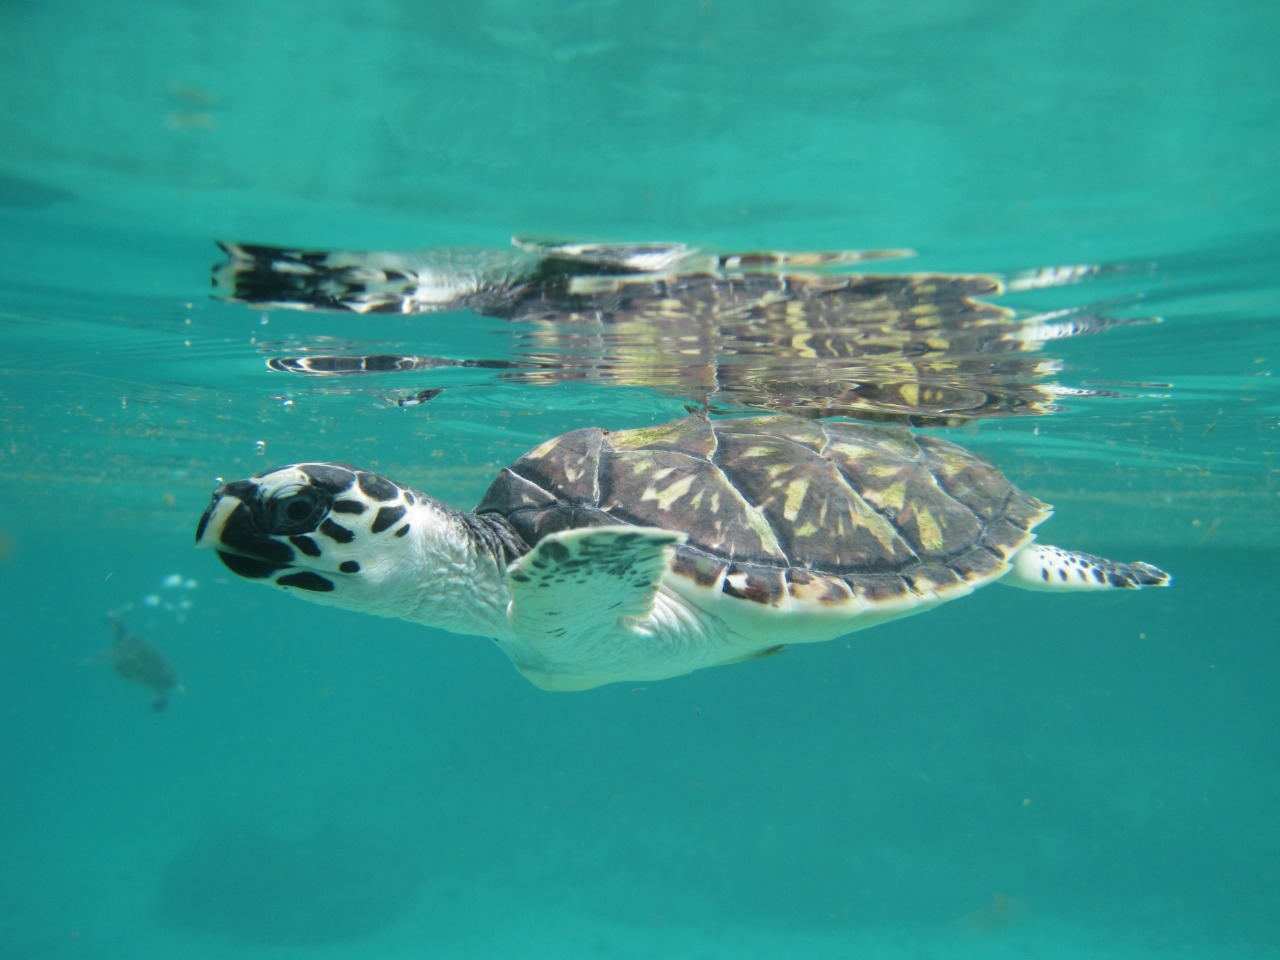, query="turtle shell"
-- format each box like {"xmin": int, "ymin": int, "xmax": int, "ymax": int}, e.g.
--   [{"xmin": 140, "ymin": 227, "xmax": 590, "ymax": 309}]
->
[{"xmin": 476, "ymin": 415, "xmax": 1050, "ymax": 608}]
